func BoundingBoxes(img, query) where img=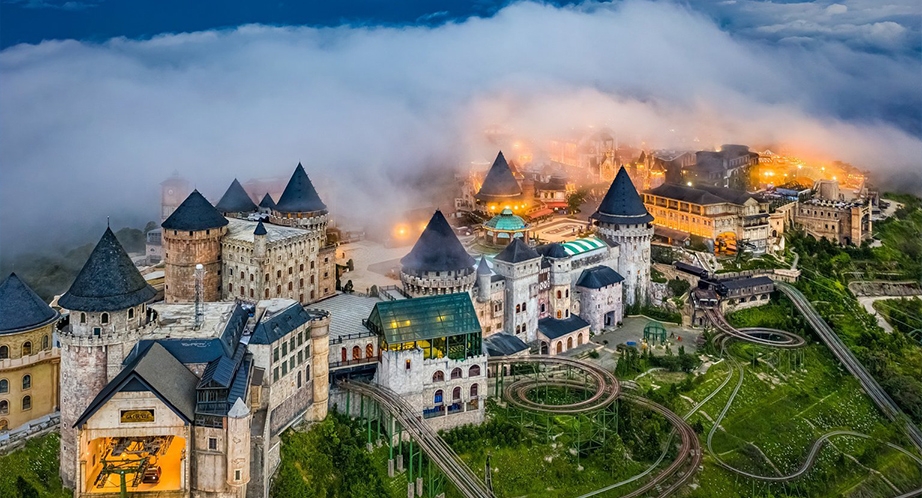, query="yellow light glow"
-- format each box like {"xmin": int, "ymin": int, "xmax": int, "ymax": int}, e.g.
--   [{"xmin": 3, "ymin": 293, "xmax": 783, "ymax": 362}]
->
[{"xmin": 686, "ymin": 182, "xmax": 692, "ymax": 186}]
